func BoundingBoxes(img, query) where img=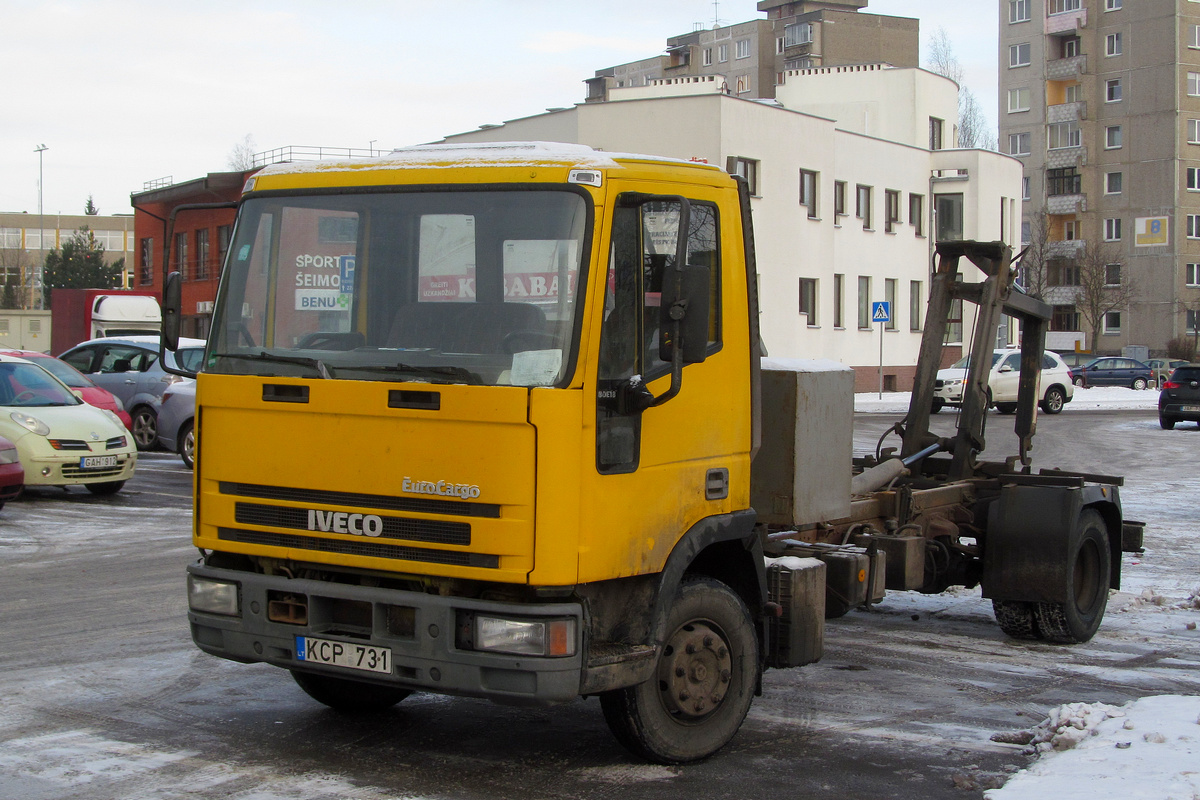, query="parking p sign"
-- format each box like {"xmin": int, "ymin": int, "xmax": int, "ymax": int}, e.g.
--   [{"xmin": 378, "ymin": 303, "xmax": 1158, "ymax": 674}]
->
[{"xmin": 872, "ymin": 301, "xmax": 890, "ymax": 323}]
